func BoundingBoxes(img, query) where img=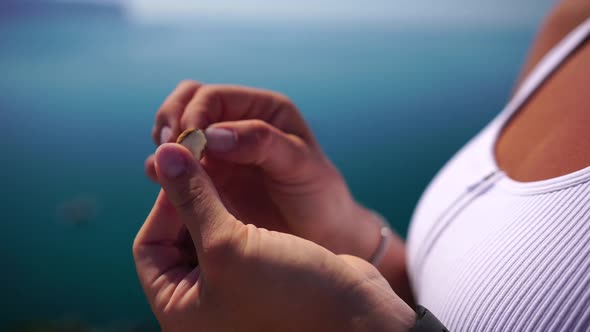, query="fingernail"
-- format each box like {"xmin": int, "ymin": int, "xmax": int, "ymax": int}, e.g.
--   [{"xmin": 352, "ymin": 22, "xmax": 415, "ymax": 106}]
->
[
  {"xmin": 157, "ymin": 145, "xmax": 187, "ymax": 179},
  {"xmin": 160, "ymin": 126, "xmax": 172, "ymax": 144},
  {"xmin": 205, "ymin": 127, "xmax": 237, "ymax": 152}
]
